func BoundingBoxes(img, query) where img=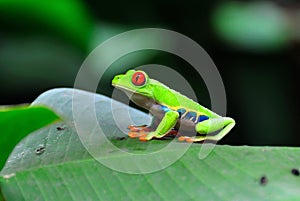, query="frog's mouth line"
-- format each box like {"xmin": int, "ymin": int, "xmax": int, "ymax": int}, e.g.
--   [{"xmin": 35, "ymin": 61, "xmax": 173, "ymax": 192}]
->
[
  {"xmin": 112, "ymin": 84, "xmax": 151, "ymax": 97},
  {"xmin": 112, "ymin": 84, "xmax": 136, "ymax": 93}
]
